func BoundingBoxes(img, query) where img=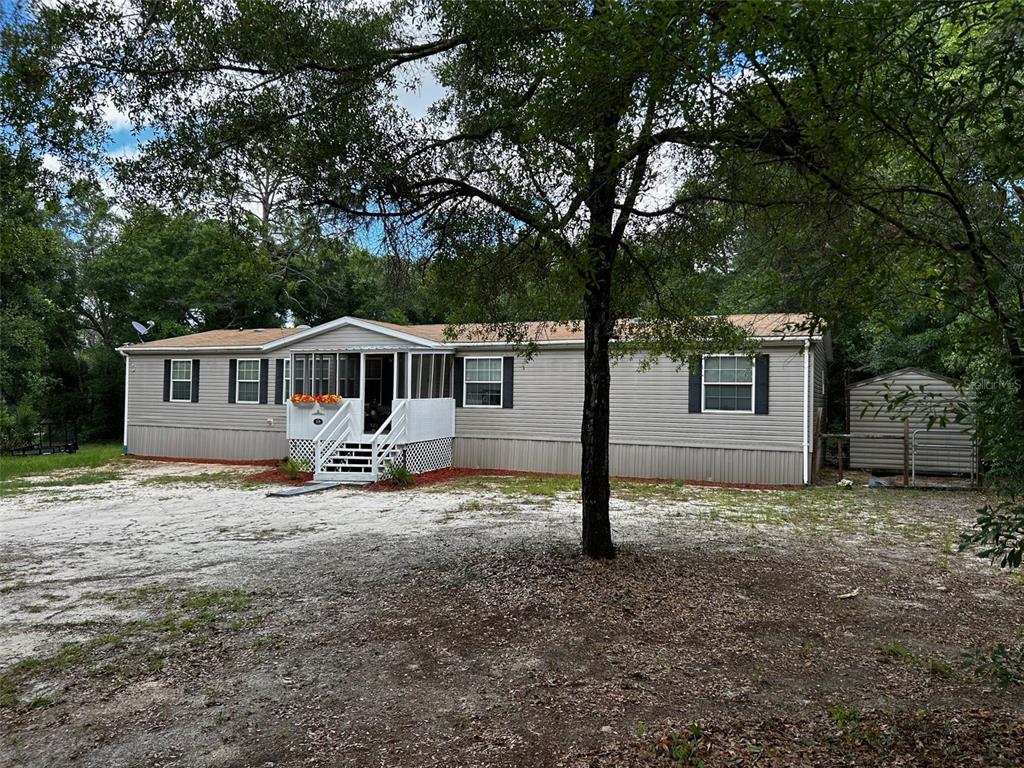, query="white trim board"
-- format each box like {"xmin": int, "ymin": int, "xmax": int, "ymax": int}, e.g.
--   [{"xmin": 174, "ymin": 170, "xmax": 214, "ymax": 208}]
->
[{"xmin": 264, "ymin": 316, "xmax": 447, "ymax": 351}]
